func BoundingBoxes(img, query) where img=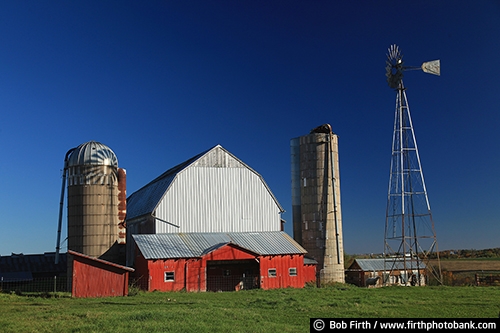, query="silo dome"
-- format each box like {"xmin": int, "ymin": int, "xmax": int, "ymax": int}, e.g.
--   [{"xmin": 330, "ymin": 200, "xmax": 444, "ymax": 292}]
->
[{"xmin": 67, "ymin": 141, "xmax": 118, "ymax": 167}]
